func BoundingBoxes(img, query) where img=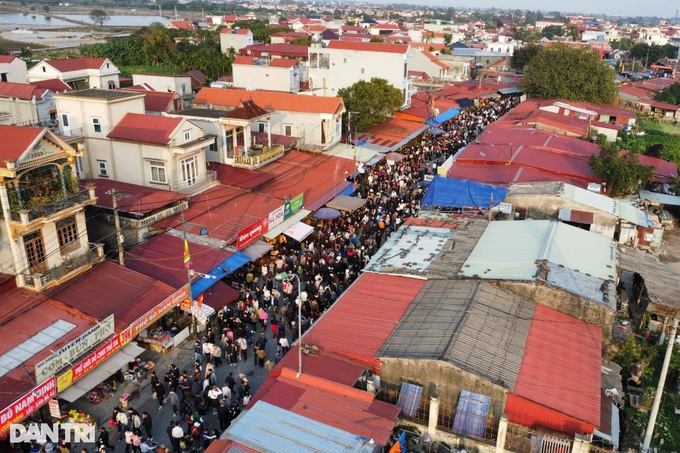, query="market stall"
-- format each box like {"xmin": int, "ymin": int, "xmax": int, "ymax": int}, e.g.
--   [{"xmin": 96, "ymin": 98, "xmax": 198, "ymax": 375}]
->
[{"xmin": 137, "ymin": 325, "xmax": 174, "ymax": 353}]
